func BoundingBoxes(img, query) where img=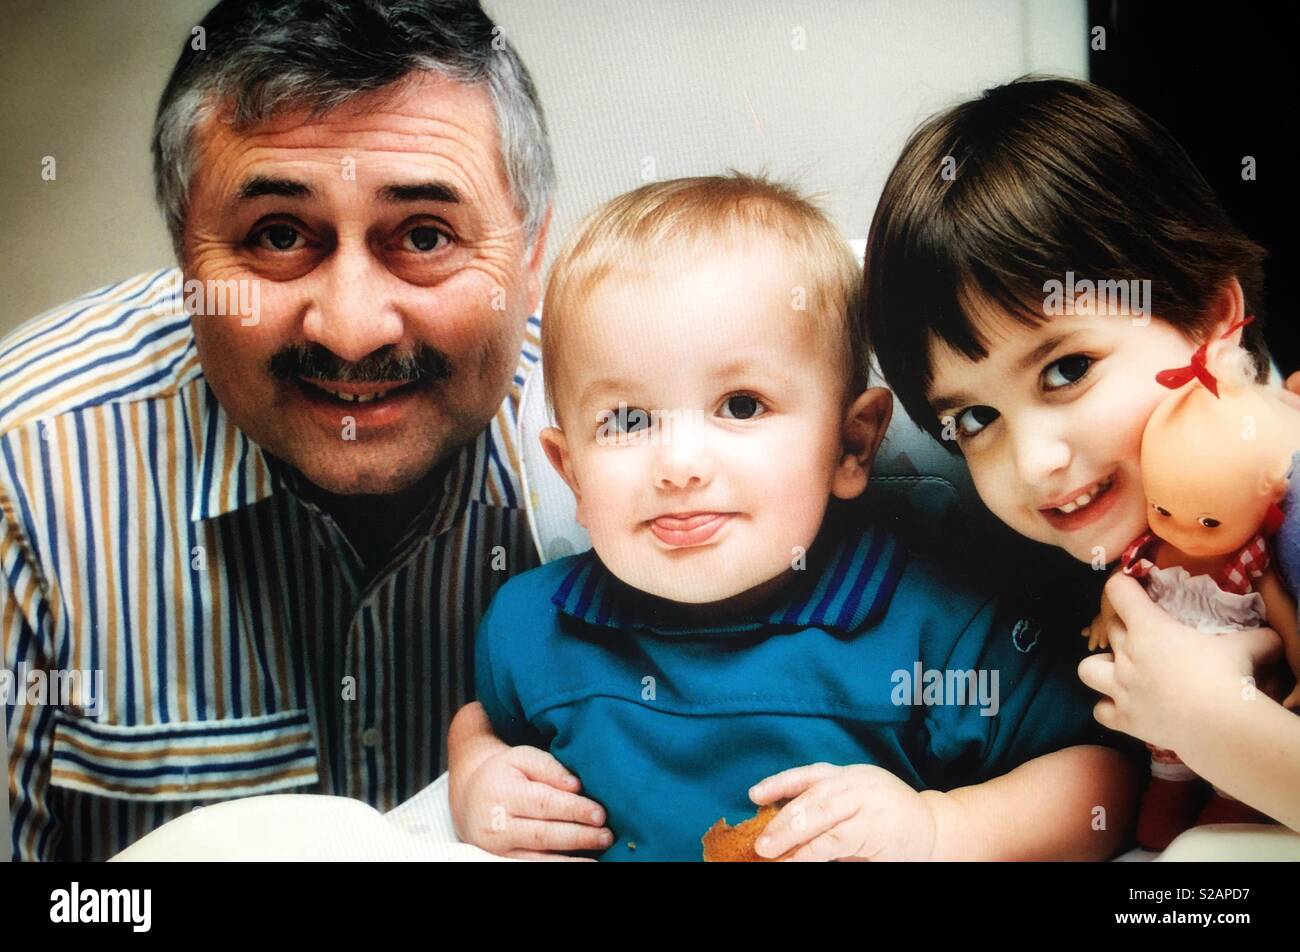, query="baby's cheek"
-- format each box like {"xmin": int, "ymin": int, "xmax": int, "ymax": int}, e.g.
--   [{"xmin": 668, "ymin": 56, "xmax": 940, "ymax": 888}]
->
[{"xmin": 763, "ymin": 470, "xmax": 836, "ymax": 548}]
